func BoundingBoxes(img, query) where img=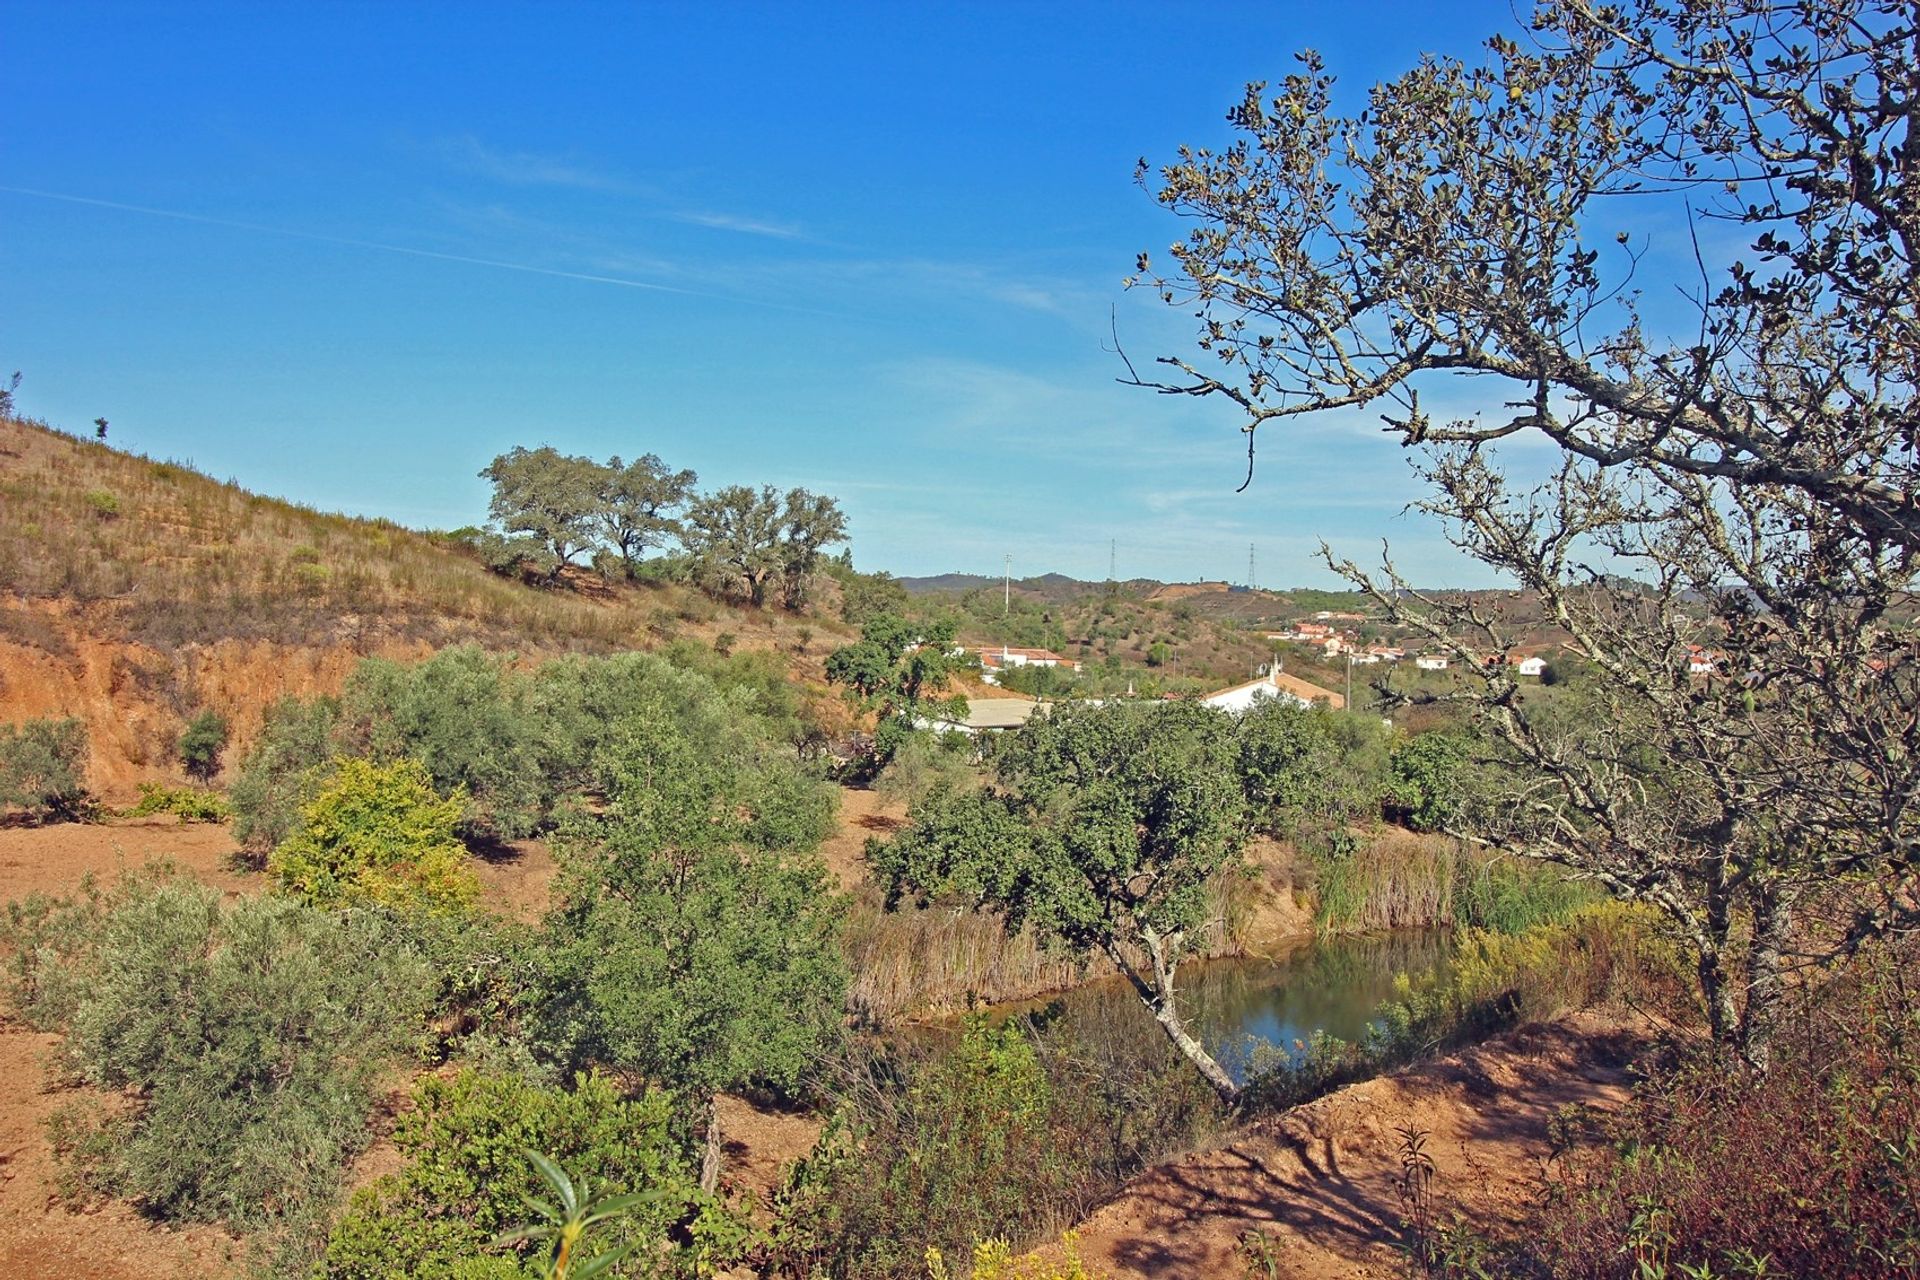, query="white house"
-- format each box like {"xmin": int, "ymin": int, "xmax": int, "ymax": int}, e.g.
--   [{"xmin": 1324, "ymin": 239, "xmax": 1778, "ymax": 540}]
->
[
  {"xmin": 919, "ymin": 698, "xmax": 1044, "ymax": 736},
  {"xmin": 971, "ymin": 646, "xmax": 1084, "ymax": 686},
  {"xmin": 1200, "ymin": 670, "xmax": 1346, "ymax": 713},
  {"xmin": 1684, "ymin": 645, "xmax": 1718, "ymax": 675},
  {"xmin": 1414, "ymin": 654, "xmax": 1450, "ymax": 671},
  {"xmin": 1510, "ymin": 654, "xmax": 1548, "ymax": 678}
]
